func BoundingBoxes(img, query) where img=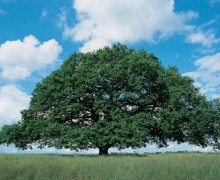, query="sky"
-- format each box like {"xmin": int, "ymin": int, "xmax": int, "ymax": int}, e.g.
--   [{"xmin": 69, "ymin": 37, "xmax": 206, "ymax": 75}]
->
[{"xmin": 0, "ymin": 0, "xmax": 220, "ymax": 154}]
